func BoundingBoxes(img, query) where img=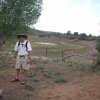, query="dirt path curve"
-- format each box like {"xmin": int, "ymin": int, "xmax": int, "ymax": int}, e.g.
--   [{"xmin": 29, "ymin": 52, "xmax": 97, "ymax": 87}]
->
[{"xmin": 36, "ymin": 75, "xmax": 100, "ymax": 100}]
